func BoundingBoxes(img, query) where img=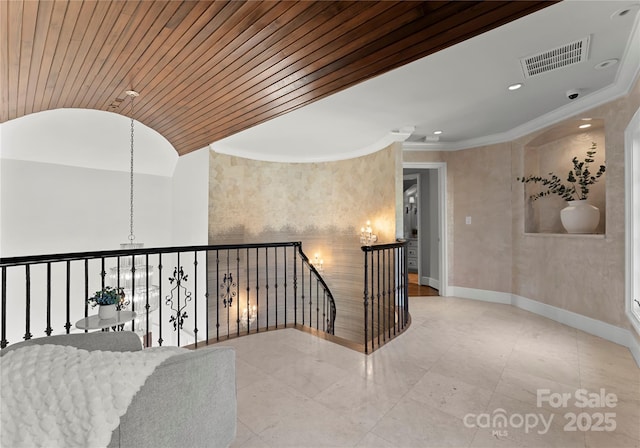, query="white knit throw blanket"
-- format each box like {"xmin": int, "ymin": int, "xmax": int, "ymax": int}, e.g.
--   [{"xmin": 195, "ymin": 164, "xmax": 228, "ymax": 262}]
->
[{"xmin": 1, "ymin": 344, "xmax": 187, "ymax": 448}]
